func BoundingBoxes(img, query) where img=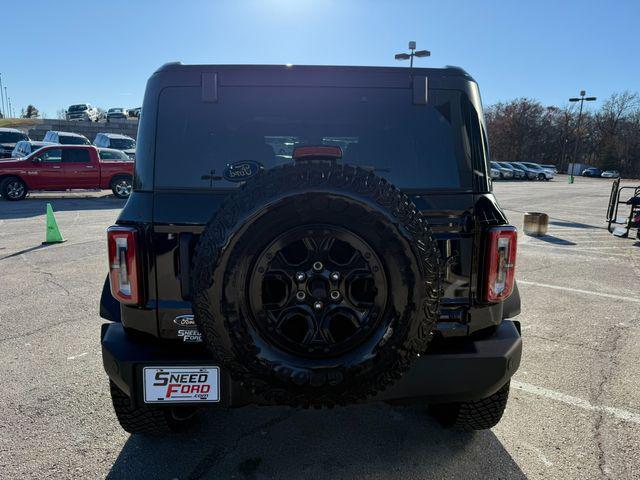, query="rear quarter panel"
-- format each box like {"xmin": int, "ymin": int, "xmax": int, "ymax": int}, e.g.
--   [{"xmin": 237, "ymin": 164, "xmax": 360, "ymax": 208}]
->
[{"xmin": 99, "ymin": 160, "xmax": 134, "ymax": 188}]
